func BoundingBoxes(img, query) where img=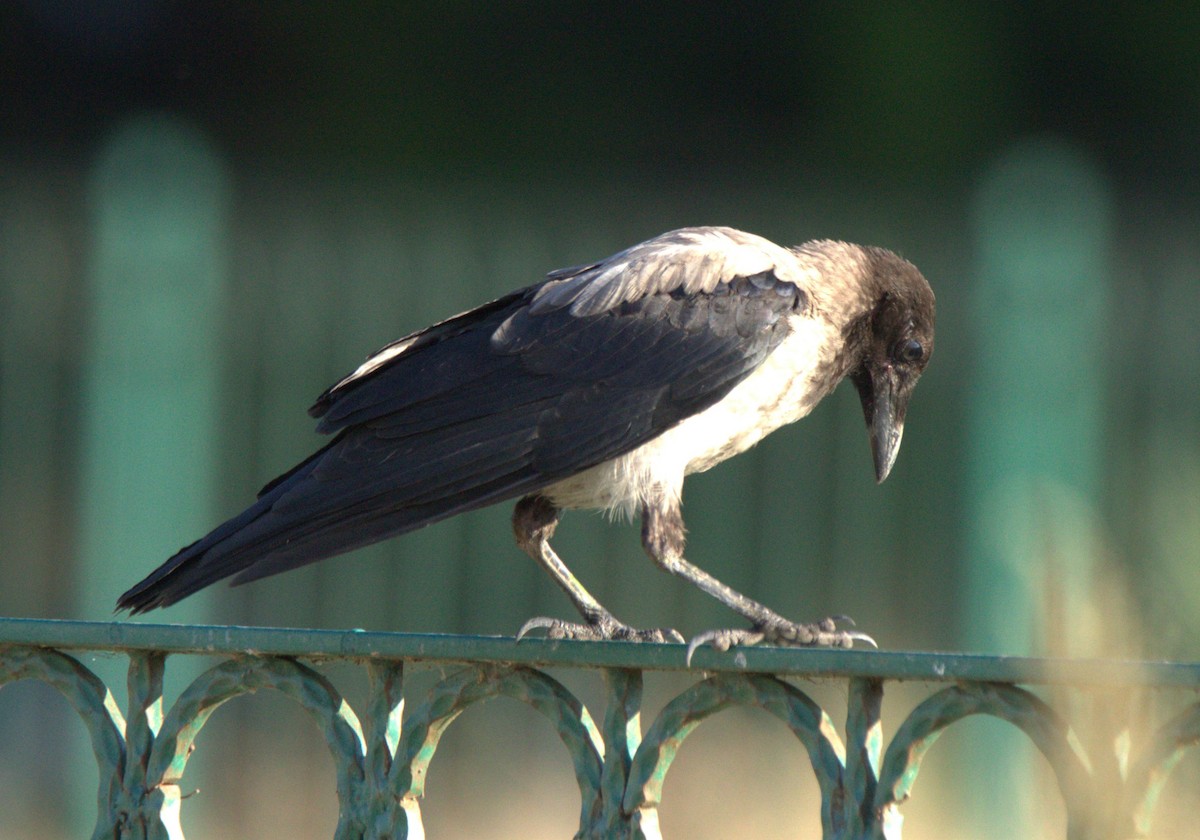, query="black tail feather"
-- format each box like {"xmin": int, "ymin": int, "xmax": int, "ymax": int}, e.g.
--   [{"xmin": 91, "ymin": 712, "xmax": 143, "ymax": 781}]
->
[{"xmin": 115, "ymin": 430, "xmax": 544, "ymax": 613}]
